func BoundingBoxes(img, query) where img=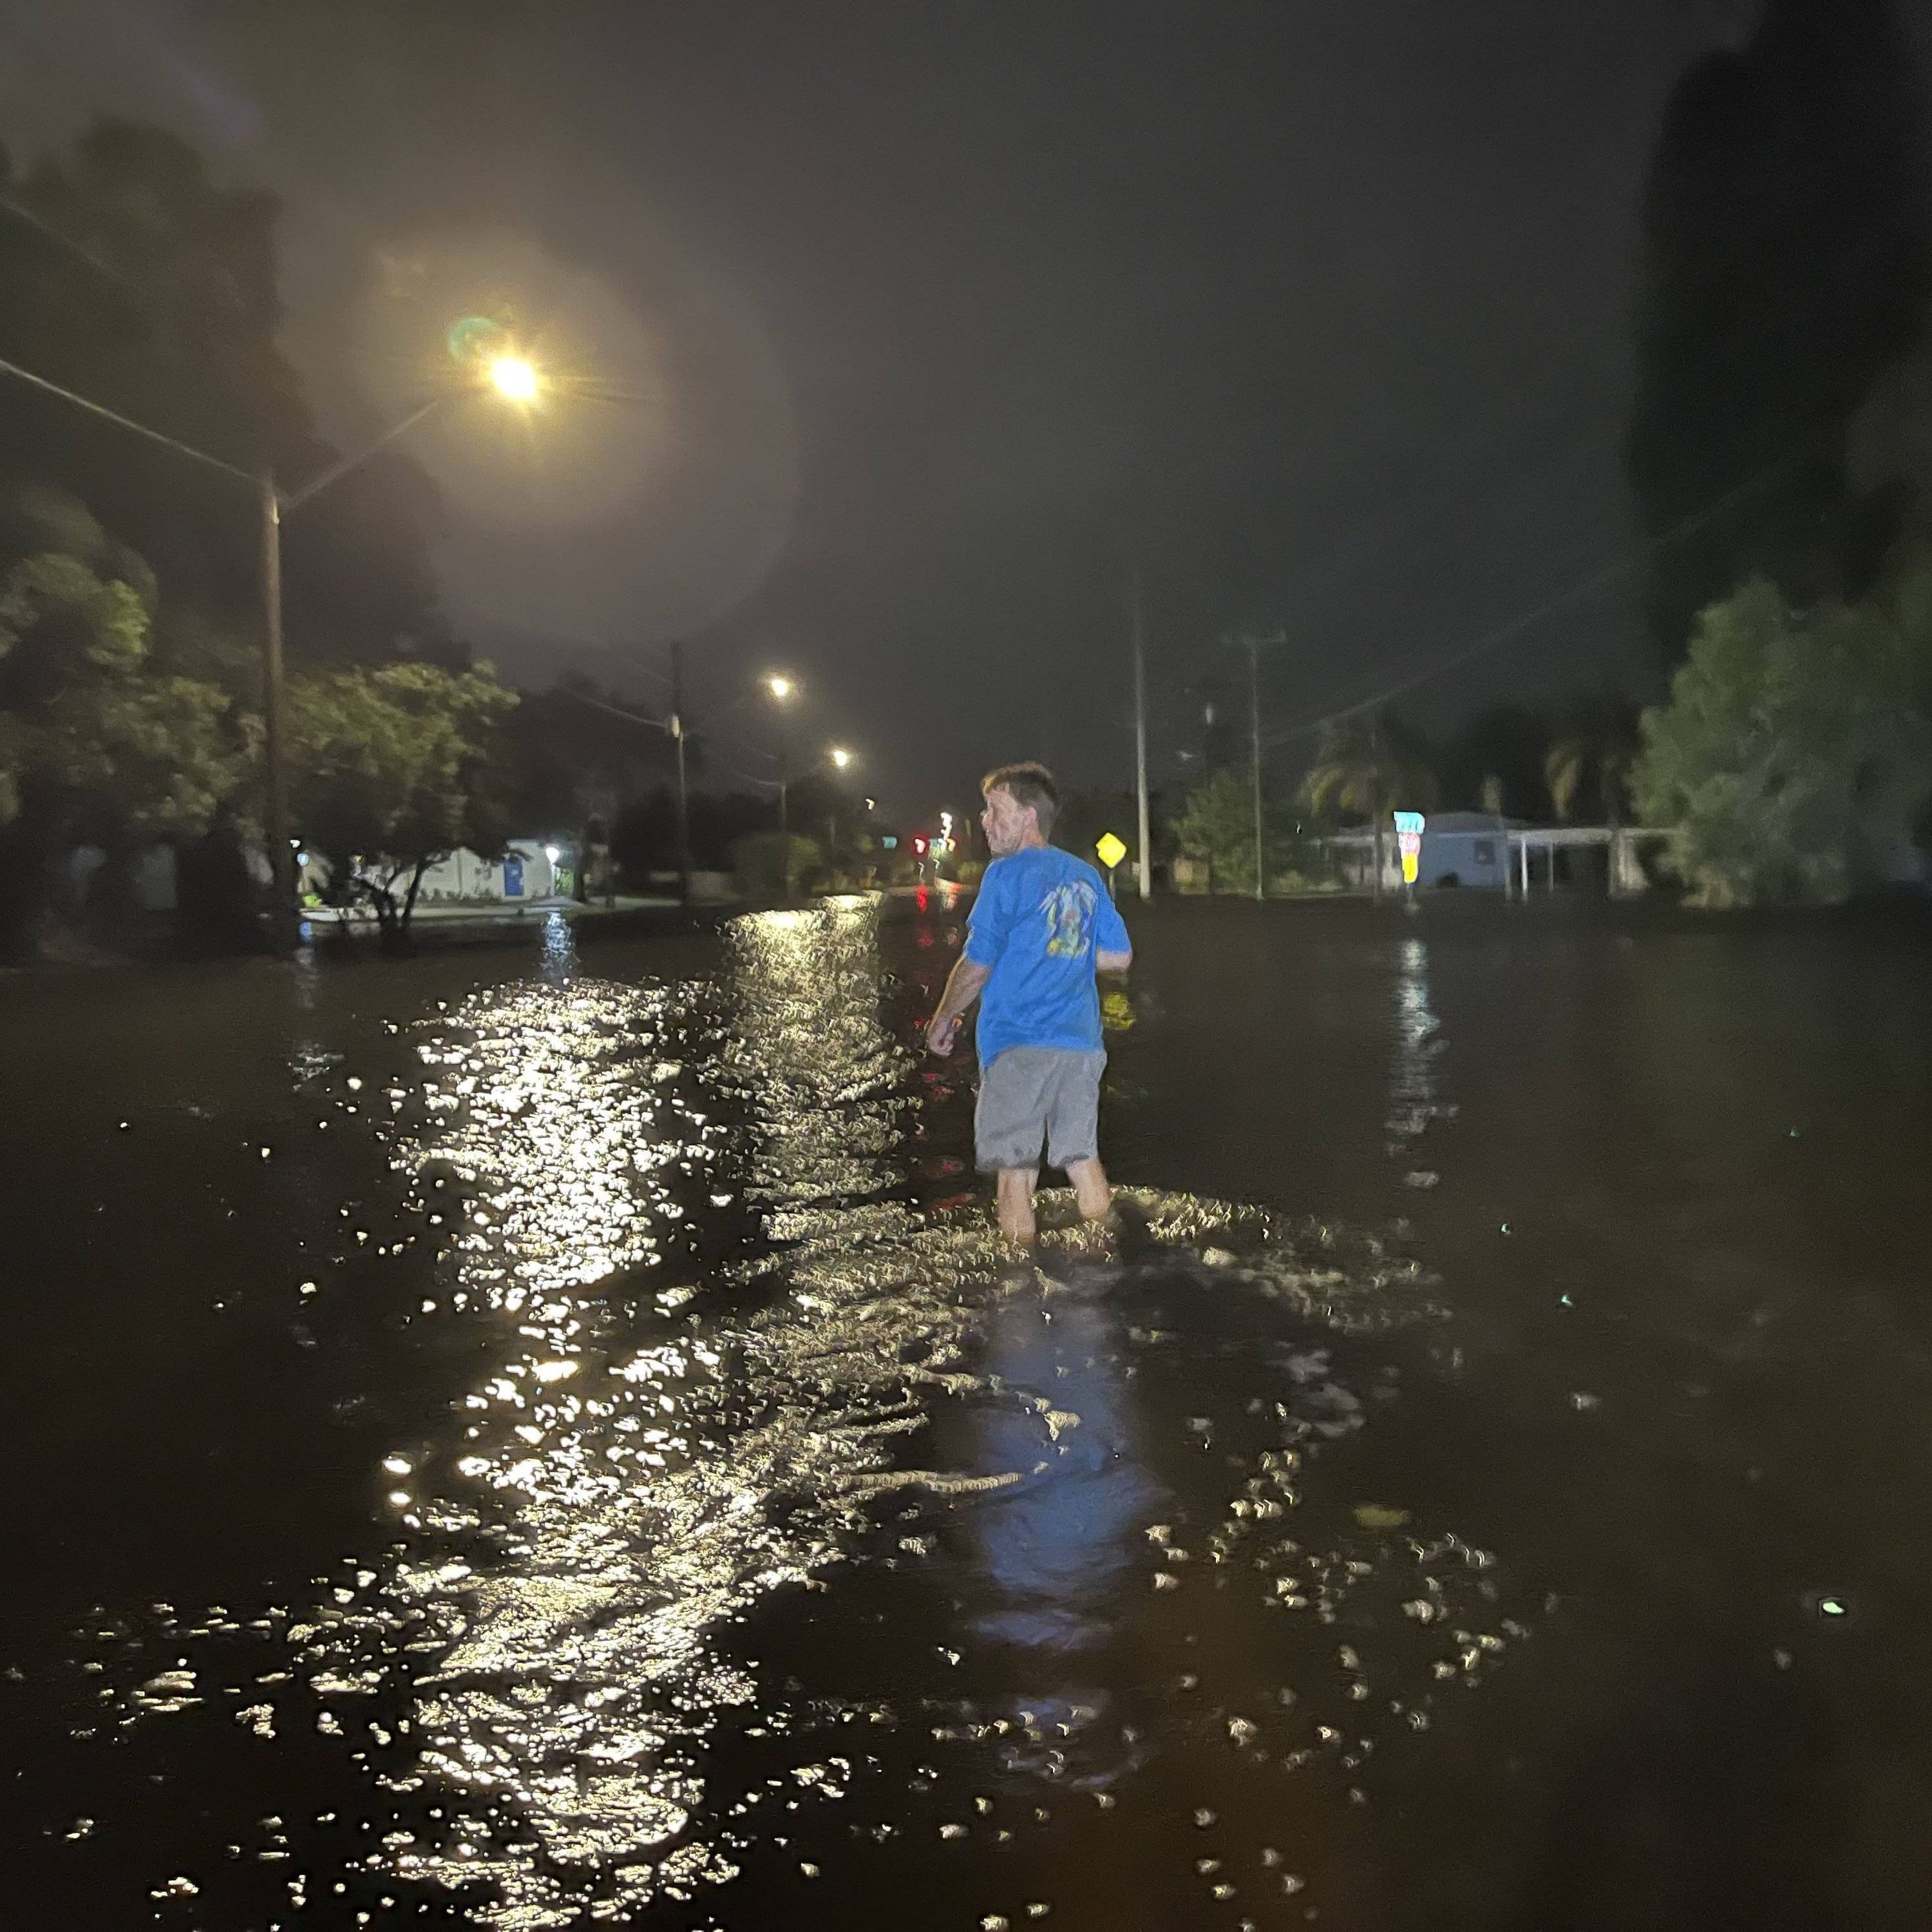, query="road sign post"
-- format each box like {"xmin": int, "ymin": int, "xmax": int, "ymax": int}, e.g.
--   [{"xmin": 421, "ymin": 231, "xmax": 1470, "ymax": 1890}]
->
[{"xmin": 1095, "ymin": 830, "xmax": 1128, "ymax": 899}]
